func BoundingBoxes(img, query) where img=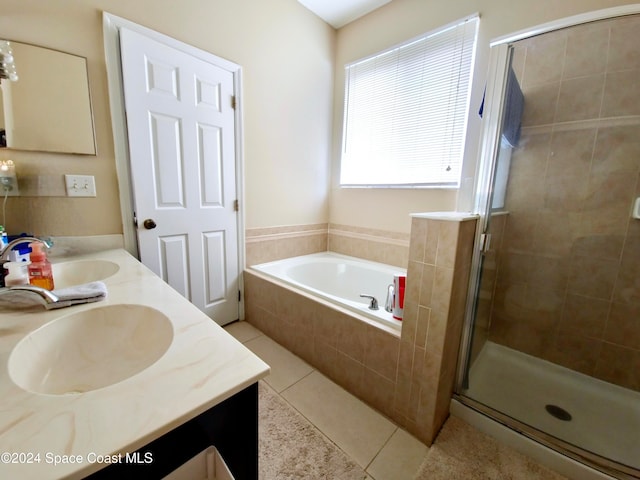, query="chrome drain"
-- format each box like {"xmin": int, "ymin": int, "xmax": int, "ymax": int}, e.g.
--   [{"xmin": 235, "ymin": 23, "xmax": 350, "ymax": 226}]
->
[{"xmin": 545, "ymin": 404, "xmax": 572, "ymax": 421}]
